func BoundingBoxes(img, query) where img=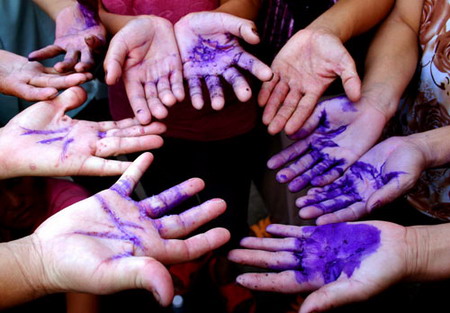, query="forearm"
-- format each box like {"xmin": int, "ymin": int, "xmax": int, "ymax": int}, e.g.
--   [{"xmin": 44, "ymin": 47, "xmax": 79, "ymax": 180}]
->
[
  {"xmin": 216, "ymin": 0, "xmax": 261, "ymax": 20},
  {"xmin": 0, "ymin": 236, "xmax": 48, "ymax": 308},
  {"xmin": 362, "ymin": 0, "xmax": 423, "ymax": 120},
  {"xmin": 406, "ymin": 126, "xmax": 450, "ymax": 169},
  {"xmin": 307, "ymin": 0, "xmax": 394, "ymax": 42},
  {"xmin": 98, "ymin": 6, "xmax": 137, "ymax": 34},
  {"xmin": 33, "ymin": 0, "xmax": 75, "ymax": 19},
  {"xmin": 405, "ymin": 223, "xmax": 450, "ymax": 282}
]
